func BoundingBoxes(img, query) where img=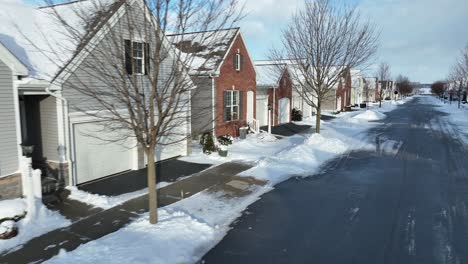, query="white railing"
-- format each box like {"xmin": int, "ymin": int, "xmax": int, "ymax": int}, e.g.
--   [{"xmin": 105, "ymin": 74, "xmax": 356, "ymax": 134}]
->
[{"xmin": 249, "ymin": 119, "xmax": 260, "ymax": 134}]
